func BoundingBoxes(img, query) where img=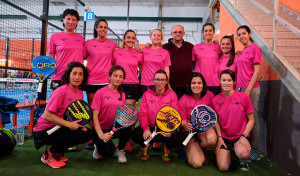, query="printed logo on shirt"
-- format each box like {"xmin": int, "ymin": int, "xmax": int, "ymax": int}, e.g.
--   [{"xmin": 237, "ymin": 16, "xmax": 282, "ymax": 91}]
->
[
  {"xmin": 92, "ymin": 45, "xmax": 98, "ymax": 48},
  {"xmin": 199, "ymin": 48, "xmax": 205, "ymax": 51},
  {"xmin": 104, "ymin": 96, "xmax": 111, "ymax": 100},
  {"xmin": 74, "ymin": 39, "xmax": 82, "ymax": 42},
  {"xmin": 232, "ymin": 101, "xmax": 241, "ymax": 105},
  {"xmin": 67, "ymin": 98, "xmax": 73, "ymax": 104},
  {"xmin": 104, "ymin": 45, "xmax": 111, "ymax": 48},
  {"xmin": 210, "ymin": 48, "xmax": 217, "ymax": 52},
  {"xmin": 117, "ymin": 53, "xmax": 124, "ymax": 57},
  {"xmin": 162, "ymin": 102, "xmax": 170, "ymax": 105},
  {"xmin": 144, "ymin": 52, "xmax": 151, "ymax": 56},
  {"xmin": 149, "ymin": 100, "xmax": 156, "ymax": 104},
  {"xmin": 60, "ymin": 38, "xmax": 68, "ymax": 42},
  {"xmin": 216, "ymin": 102, "xmax": 223, "ymax": 107}
]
